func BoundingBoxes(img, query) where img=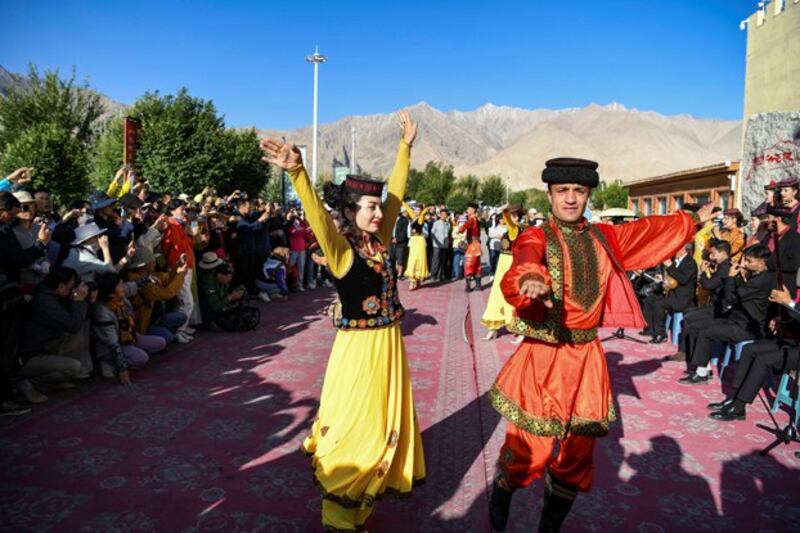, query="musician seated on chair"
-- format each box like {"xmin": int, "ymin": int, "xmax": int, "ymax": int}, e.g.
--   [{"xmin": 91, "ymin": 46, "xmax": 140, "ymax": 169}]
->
[
  {"xmin": 765, "ymin": 206, "xmax": 800, "ymax": 296},
  {"xmin": 668, "ymin": 239, "xmax": 732, "ymax": 362},
  {"xmin": 707, "ymin": 284, "xmax": 799, "ymax": 421},
  {"xmin": 640, "ymin": 242, "xmax": 697, "ymax": 344},
  {"xmin": 679, "ymin": 244, "xmax": 776, "ymax": 385}
]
